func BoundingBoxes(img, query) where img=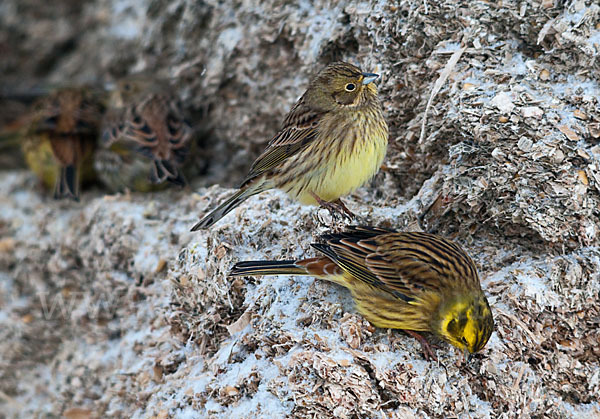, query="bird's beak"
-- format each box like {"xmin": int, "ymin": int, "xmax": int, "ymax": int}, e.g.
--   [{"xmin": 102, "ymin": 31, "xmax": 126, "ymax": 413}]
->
[
  {"xmin": 464, "ymin": 349, "xmax": 472, "ymax": 364},
  {"xmin": 361, "ymin": 72, "xmax": 379, "ymax": 85}
]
